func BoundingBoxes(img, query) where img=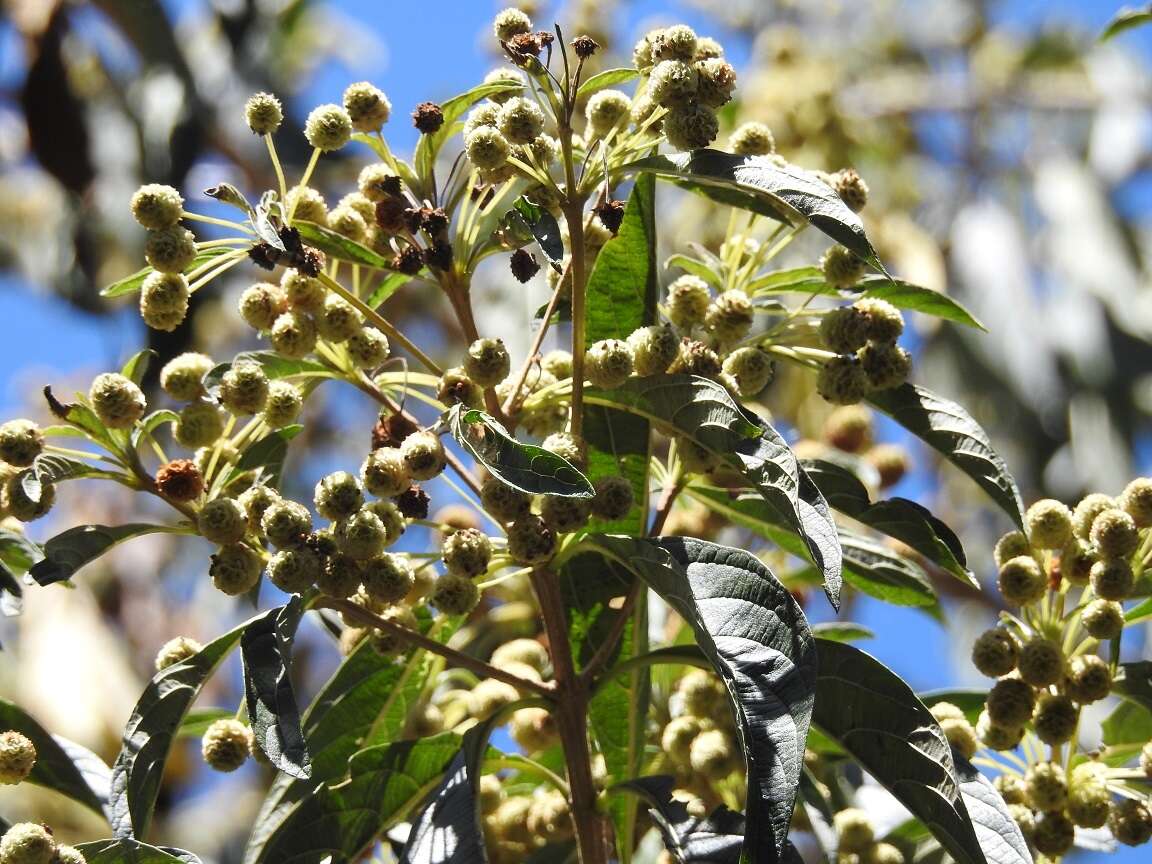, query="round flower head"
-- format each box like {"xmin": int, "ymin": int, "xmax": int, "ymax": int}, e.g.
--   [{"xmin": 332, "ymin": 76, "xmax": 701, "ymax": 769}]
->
[
  {"xmin": 245, "ymin": 92, "xmax": 283, "ymax": 135},
  {"xmin": 1110, "ymin": 798, "xmax": 1152, "ymax": 846},
  {"xmin": 155, "ymin": 459, "xmax": 204, "ymax": 502},
  {"xmin": 160, "ymin": 352, "xmax": 212, "ymax": 401},
  {"xmin": 985, "ymin": 676, "xmax": 1035, "ymax": 728},
  {"xmin": 1119, "ymin": 476, "xmax": 1152, "ymax": 528},
  {"xmin": 361, "ymin": 554, "xmax": 414, "ymax": 605},
  {"xmin": 695, "ymin": 58, "xmax": 736, "ymax": 108},
  {"xmin": 463, "ymin": 338, "xmax": 510, "ymax": 388},
  {"xmin": 493, "ymin": 7, "xmax": 532, "ymax": 42},
  {"xmin": 367, "ymin": 606, "xmax": 420, "ymax": 657},
  {"xmin": 335, "ymin": 508, "xmax": 388, "ymax": 560},
  {"xmin": 997, "ymin": 554, "xmax": 1046, "ymax": 606},
  {"xmin": 201, "ymin": 718, "xmax": 252, "ymax": 772},
  {"xmin": 585, "ymin": 90, "xmax": 631, "ymax": 138},
  {"xmin": 364, "ymin": 499, "xmax": 405, "ymax": 546},
  {"xmin": 1091, "ymin": 508, "xmax": 1139, "ymax": 560},
  {"xmin": 267, "ymin": 545, "xmax": 322, "ymax": 593},
  {"xmin": 542, "ymin": 432, "xmax": 585, "ymax": 467},
  {"xmin": 238, "ymin": 282, "xmax": 286, "ymax": 331},
  {"xmin": 1025, "ymin": 498, "xmax": 1073, "ymax": 549},
  {"xmin": 585, "ymin": 339, "xmax": 634, "ymax": 388},
  {"xmin": 357, "ymin": 164, "xmax": 398, "ymax": 204},
  {"xmin": 239, "ymin": 483, "xmax": 279, "ymax": 532},
  {"xmin": 729, "ymin": 122, "xmax": 775, "ymax": 156},
  {"xmin": 154, "ymin": 635, "xmax": 202, "ymax": 672},
  {"xmin": 510, "ymin": 706, "xmax": 557, "ymax": 754},
  {"xmin": 1060, "ymin": 537, "xmax": 1095, "ymax": 585},
  {"xmin": 315, "ymin": 553, "xmax": 359, "ymax": 599},
  {"xmin": 2, "ymin": 472, "xmax": 53, "ymax": 522},
  {"xmin": 480, "ymin": 476, "xmax": 531, "ymax": 523},
  {"xmin": 1073, "ymin": 492, "xmax": 1115, "ymax": 539},
  {"xmin": 833, "ymin": 808, "xmax": 875, "ymax": 855},
  {"xmin": 443, "ymin": 528, "xmax": 493, "ymax": 578},
  {"xmin": 304, "ymin": 103, "xmax": 353, "ymax": 151},
  {"xmin": 261, "ymin": 380, "xmax": 303, "ymax": 429},
  {"xmin": 281, "ymin": 269, "xmax": 325, "ymax": 313},
  {"xmin": 347, "ymin": 327, "xmax": 390, "ymax": 369},
  {"xmin": 1082, "ymin": 598, "xmax": 1124, "ymax": 640},
  {"xmin": 1091, "ymin": 557, "xmax": 1135, "ymax": 600},
  {"xmin": 401, "ymin": 430, "xmax": 446, "ymax": 481},
  {"xmin": 704, "ymin": 289, "xmax": 753, "ymax": 344},
  {"xmin": 1033, "ymin": 693, "xmax": 1078, "ymax": 745},
  {"xmin": 648, "ymin": 60, "xmax": 700, "ymax": 108},
  {"xmin": 937, "ymin": 714, "xmax": 978, "ymax": 760},
  {"xmin": 464, "ymin": 102, "xmax": 502, "ymax": 138},
  {"xmin": 209, "ymin": 544, "xmax": 262, "ymax": 595},
  {"xmin": 833, "ymin": 168, "xmax": 869, "ymax": 213},
  {"xmin": 817, "ymin": 355, "xmax": 868, "ymax": 405},
  {"xmin": 507, "ymin": 514, "xmax": 557, "ymax": 564},
  {"xmin": 859, "ymin": 342, "xmax": 912, "ymax": 391},
  {"xmin": 679, "ymin": 668, "xmax": 728, "ymax": 717},
  {"xmin": 261, "ymin": 499, "xmax": 313, "ymax": 548},
  {"xmin": 821, "ymin": 245, "xmax": 865, "ymax": 289},
  {"xmin": 971, "ymin": 627, "xmax": 1018, "ymax": 678},
  {"xmin": 328, "ymin": 205, "xmax": 368, "ymax": 242},
  {"xmin": 689, "ymin": 728, "xmax": 739, "ymax": 781},
  {"xmin": 0, "ymin": 822, "xmax": 56, "ymax": 864},
  {"xmin": 431, "ymin": 573, "xmax": 481, "ymax": 616},
  {"xmin": 995, "ymin": 774, "xmax": 1026, "ymax": 805},
  {"xmin": 823, "ymin": 405, "xmax": 872, "ymax": 453},
  {"xmin": 819, "ymin": 306, "xmax": 870, "ymax": 354},
  {"xmin": 667, "ymin": 275, "xmax": 711, "ymax": 329},
  {"xmin": 855, "ymin": 298, "xmax": 904, "ymax": 343},
  {"xmin": 483, "ymin": 68, "xmax": 525, "ymax": 104},
  {"xmin": 993, "ymin": 530, "xmax": 1032, "ymax": 567},
  {"xmin": 130, "ymin": 183, "xmax": 184, "ymax": 229},
  {"xmin": 1066, "ymin": 654, "xmax": 1112, "ymax": 704},
  {"xmin": 651, "ymin": 24, "xmax": 698, "ymax": 62},
  {"xmin": 592, "ymin": 475, "xmax": 634, "ymax": 521},
  {"xmin": 220, "ymin": 360, "xmax": 269, "ymax": 416},
  {"xmin": 361, "ymin": 448, "xmax": 411, "ymax": 498},
  {"xmin": 0, "ymin": 731, "xmax": 36, "ymax": 785},
  {"xmin": 669, "ymin": 340, "xmax": 722, "ymax": 378},
  {"xmin": 314, "ymin": 471, "xmax": 364, "ymax": 521},
  {"xmin": 1017, "ymin": 637, "xmax": 1064, "ymax": 687},
  {"xmin": 144, "ymin": 225, "xmax": 197, "ymax": 274},
  {"xmin": 540, "ymin": 349, "xmax": 573, "ymax": 380},
  {"xmin": 661, "ymin": 715, "xmax": 707, "ymax": 767},
  {"xmin": 270, "ymin": 311, "xmax": 318, "ymax": 359},
  {"xmin": 627, "ymin": 325, "xmax": 679, "ymax": 378},
  {"xmin": 198, "ymin": 497, "xmax": 247, "ymax": 545},
  {"xmin": 0, "ymin": 420, "xmax": 43, "ymax": 468},
  {"xmin": 663, "ymin": 104, "xmax": 718, "ymax": 151},
  {"xmin": 497, "ymin": 96, "xmax": 545, "ymax": 145},
  {"xmin": 977, "ymin": 710, "xmax": 1023, "ymax": 751},
  {"xmin": 175, "ymin": 402, "xmax": 224, "ymax": 449},
  {"xmin": 343, "ymin": 81, "xmax": 391, "ymax": 132},
  {"xmin": 1024, "ymin": 762, "xmax": 1068, "ymax": 815},
  {"xmin": 90, "ymin": 372, "xmax": 145, "ymax": 429},
  {"xmin": 317, "ymin": 293, "xmax": 362, "ymax": 342},
  {"xmin": 465, "ymin": 126, "xmax": 511, "ymax": 172},
  {"xmin": 285, "ymin": 186, "xmax": 328, "ymax": 225}
]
